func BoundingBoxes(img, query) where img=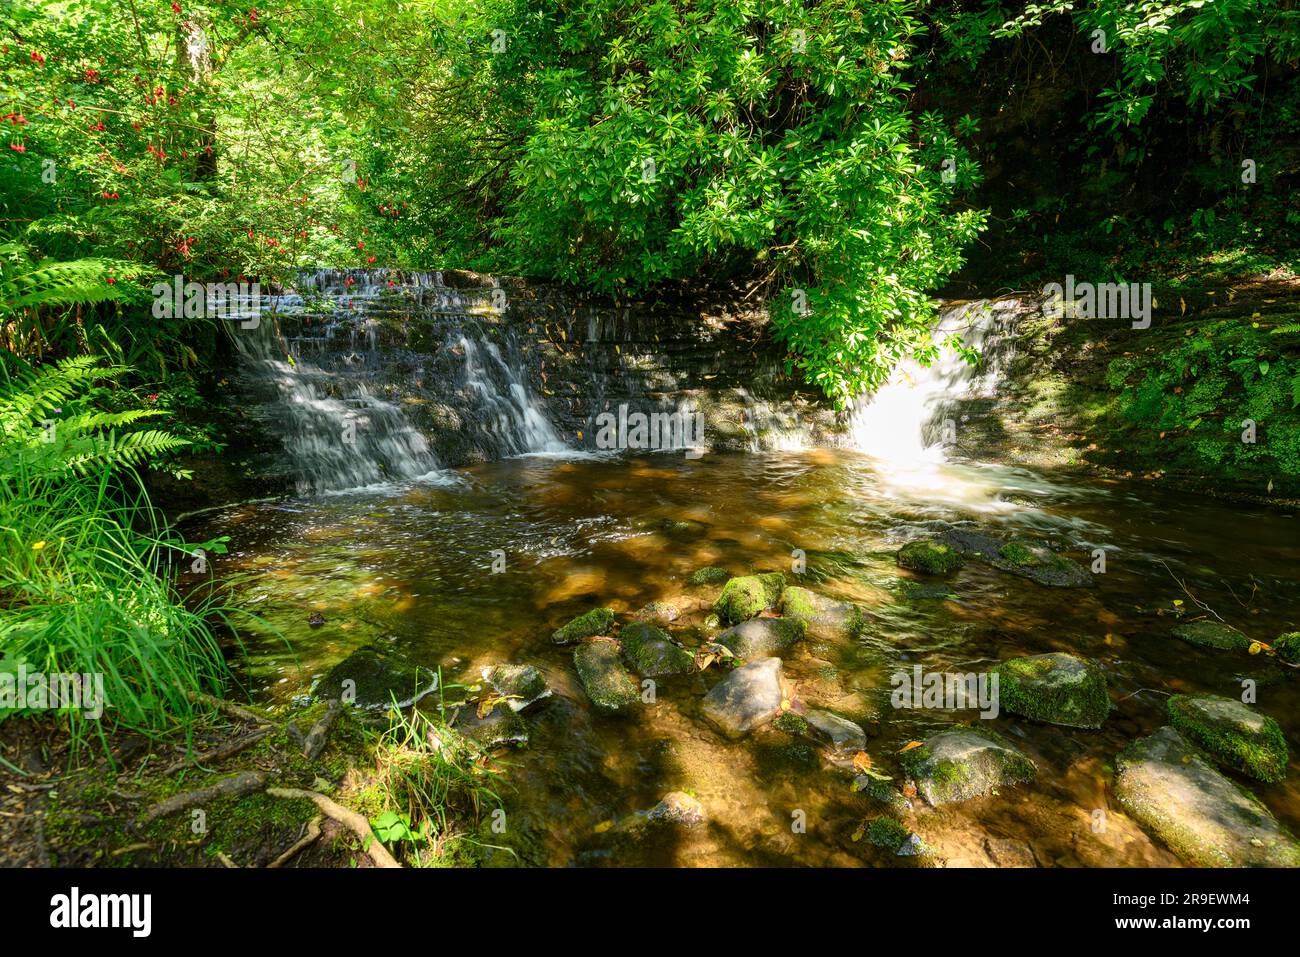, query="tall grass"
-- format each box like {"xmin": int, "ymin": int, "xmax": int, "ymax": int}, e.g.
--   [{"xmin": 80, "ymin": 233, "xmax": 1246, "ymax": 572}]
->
[{"xmin": 0, "ymin": 357, "xmax": 235, "ymax": 758}]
